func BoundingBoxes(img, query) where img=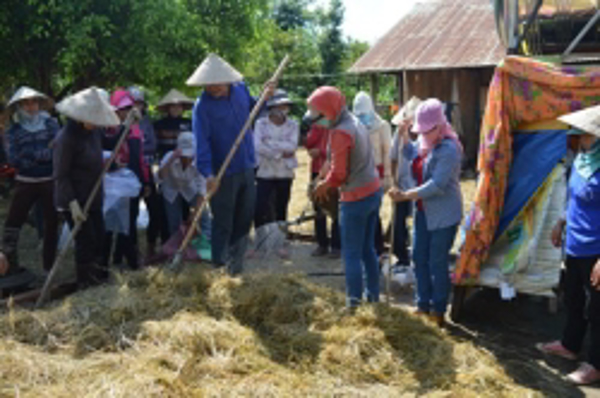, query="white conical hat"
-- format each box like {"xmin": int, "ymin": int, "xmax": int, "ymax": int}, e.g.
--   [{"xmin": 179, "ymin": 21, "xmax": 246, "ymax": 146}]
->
[
  {"xmin": 186, "ymin": 53, "xmax": 243, "ymax": 86},
  {"xmin": 392, "ymin": 96, "xmax": 423, "ymax": 125},
  {"xmin": 7, "ymin": 86, "xmax": 54, "ymax": 111},
  {"xmin": 156, "ymin": 89, "xmax": 195, "ymax": 111},
  {"xmin": 56, "ymin": 87, "xmax": 120, "ymax": 127},
  {"xmin": 559, "ymin": 105, "xmax": 600, "ymax": 137}
]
